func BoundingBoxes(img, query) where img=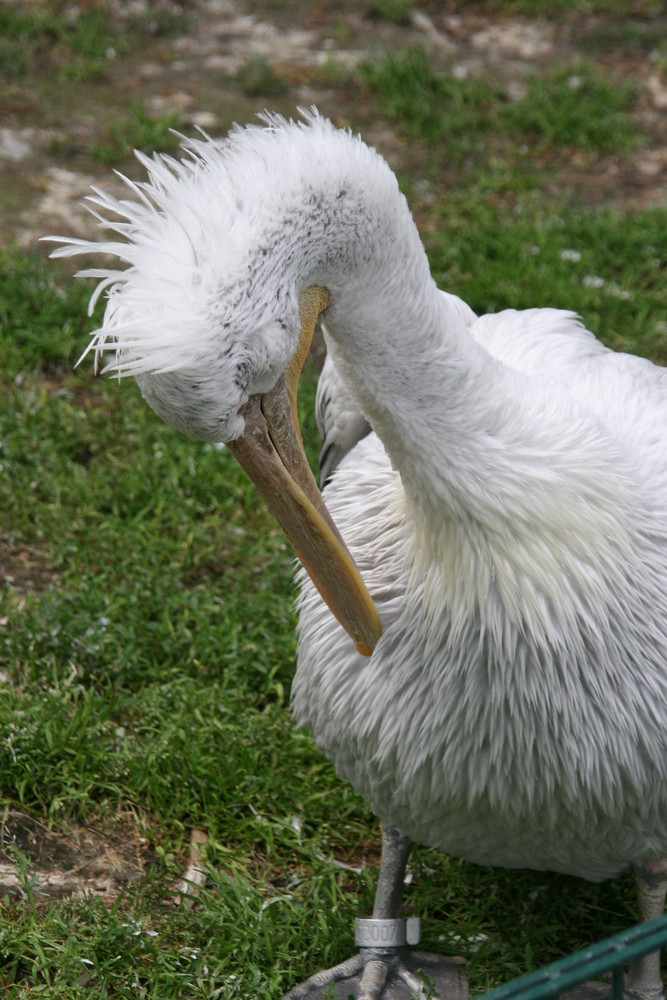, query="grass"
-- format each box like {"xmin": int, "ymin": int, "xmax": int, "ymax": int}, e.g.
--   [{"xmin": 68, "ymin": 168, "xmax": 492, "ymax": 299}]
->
[
  {"xmin": 579, "ymin": 16, "xmax": 663, "ymax": 55},
  {"xmin": 504, "ymin": 61, "xmax": 641, "ymax": 151},
  {"xmin": 360, "ymin": 47, "xmax": 502, "ymax": 156},
  {"xmin": 90, "ymin": 101, "xmax": 184, "ymax": 165},
  {"xmin": 483, "ymin": 0, "xmax": 663, "ymax": 14},
  {"xmin": 0, "ymin": 0, "xmax": 191, "ymax": 83},
  {"xmin": 361, "ymin": 47, "xmax": 642, "ymax": 157},
  {"xmin": 367, "ymin": 0, "xmax": 415, "ymax": 25},
  {"xmin": 424, "ymin": 199, "xmax": 667, "ymax": 359},
  {"xmin": 234, "ymin": 56, "xmax": 290, "ymax": 98},
  {"xmin": 1, "ymin": 2, "xmax": 667, "ymax": 997}
]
